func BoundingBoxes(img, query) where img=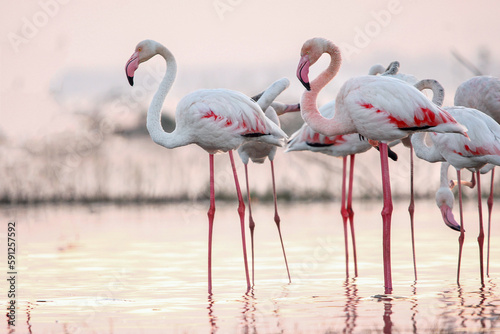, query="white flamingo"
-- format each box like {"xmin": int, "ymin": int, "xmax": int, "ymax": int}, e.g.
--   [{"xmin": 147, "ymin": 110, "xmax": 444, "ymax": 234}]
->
[
  {"xmin": 238, "ymin": 78, "xmax": 299, "ymax": 285},
  {"xmin": 295, "ymin": 37, "xmax": 467, "ymax": 294},
  {"xmin": 125, "ymin": 39, "xmax": 288, "ymax": 293},
  {"xmin": 412, "ymin": 107, "xmax": 500, "ymax": 284},
  {"xmin": 454, "ymin": 75, "xmax": 500, "ymax": 276},
  {"xmin": 285, "ymin": 63, "xmax": 401, "ymax": 278}
]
